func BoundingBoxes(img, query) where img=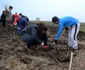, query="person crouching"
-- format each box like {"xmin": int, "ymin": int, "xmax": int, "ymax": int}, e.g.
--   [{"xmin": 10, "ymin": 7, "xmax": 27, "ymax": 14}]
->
[{"xmin": 21, "ymin": 23, "xmax": 48, "ymax": 49}]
